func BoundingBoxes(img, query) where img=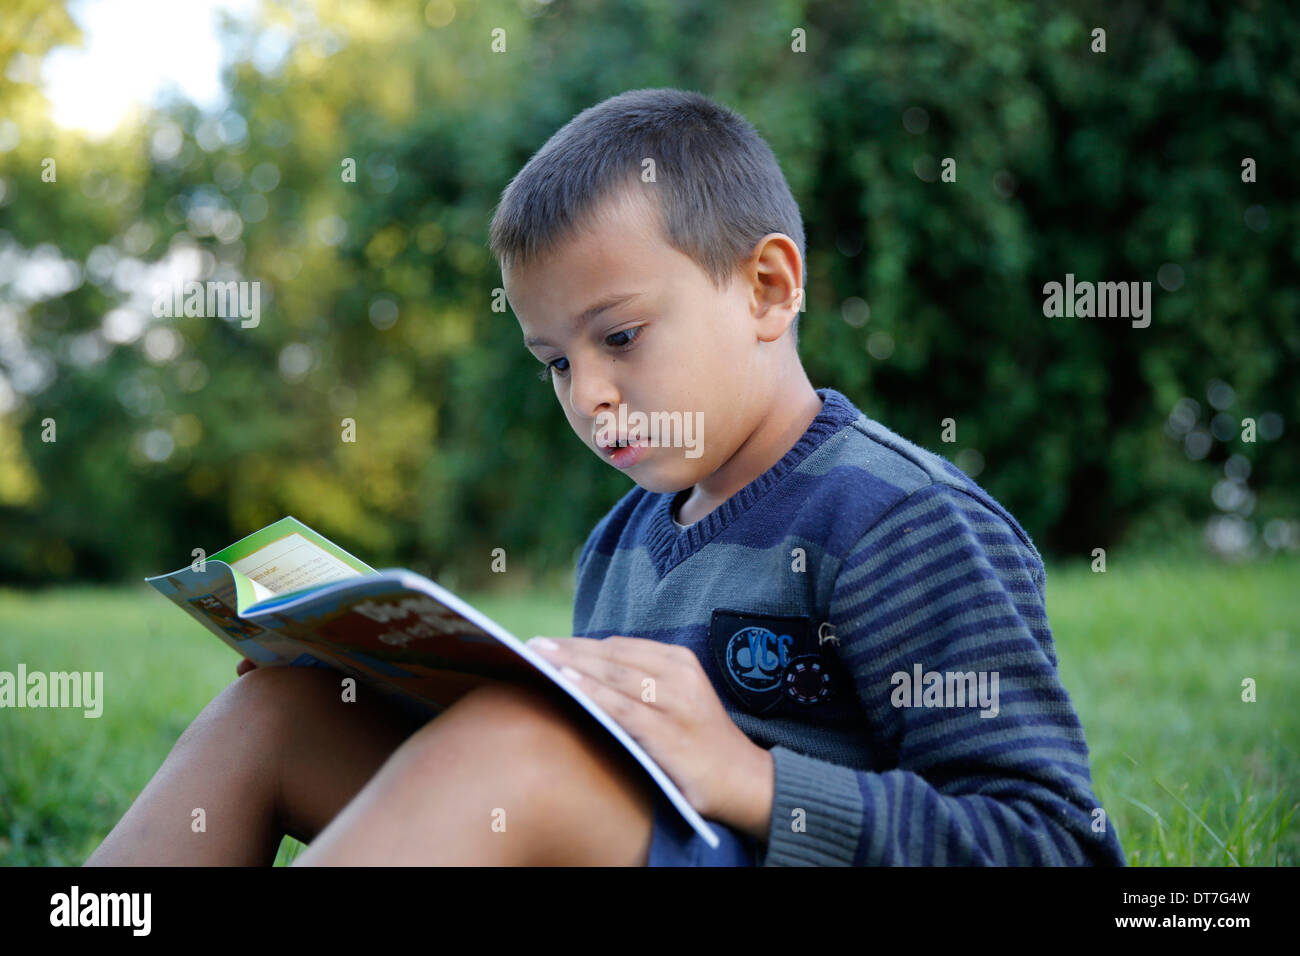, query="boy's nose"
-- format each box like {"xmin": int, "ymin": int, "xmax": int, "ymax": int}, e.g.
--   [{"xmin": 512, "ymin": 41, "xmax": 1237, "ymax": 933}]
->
[{"xmin": 569, "ymin": 375, "xmax": 622, "ymax": 426}]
